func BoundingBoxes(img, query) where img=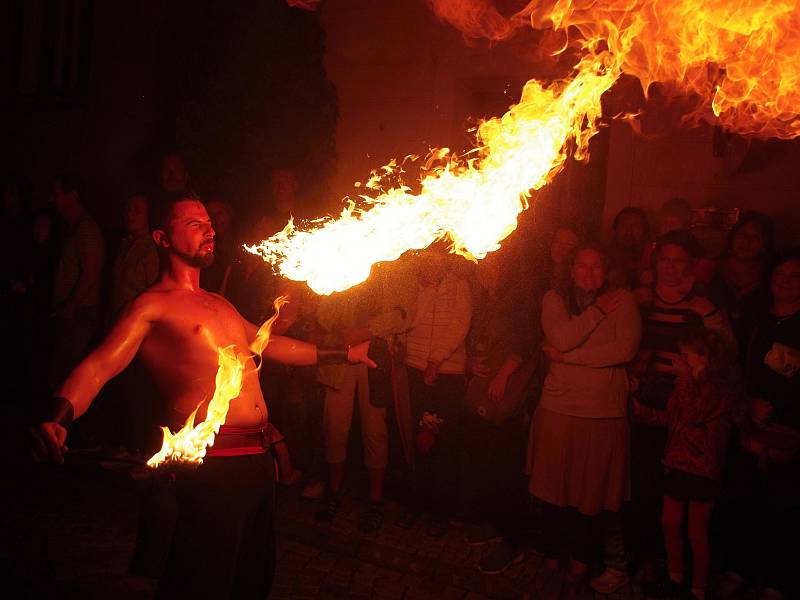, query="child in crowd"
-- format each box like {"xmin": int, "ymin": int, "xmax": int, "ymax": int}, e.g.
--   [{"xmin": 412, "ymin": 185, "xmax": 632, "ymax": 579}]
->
[{"xmin": 633, "ymin": 328, "xmax": 741, "ymax": 600}]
